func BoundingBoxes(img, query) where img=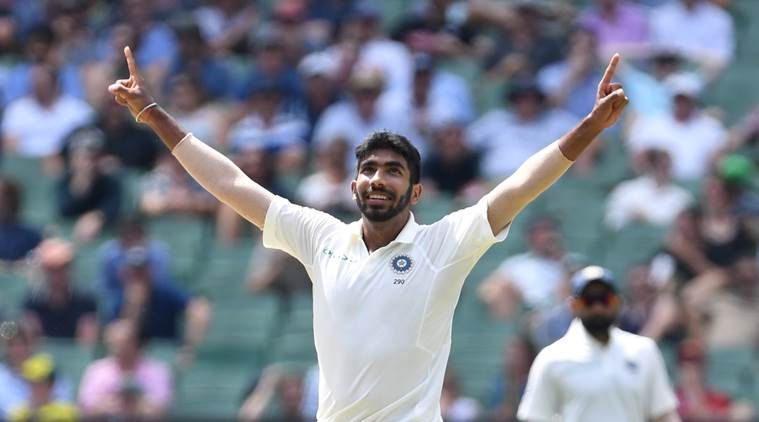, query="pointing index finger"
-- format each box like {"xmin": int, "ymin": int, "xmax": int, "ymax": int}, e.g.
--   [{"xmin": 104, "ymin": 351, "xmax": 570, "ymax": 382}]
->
[
  {"xmin": 600, "ymin": 53, "xmax": 620, "ymax": 87},
  {"xmin": 124, "ymin": 46, "xmax": 140, "ymax": 80}
]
